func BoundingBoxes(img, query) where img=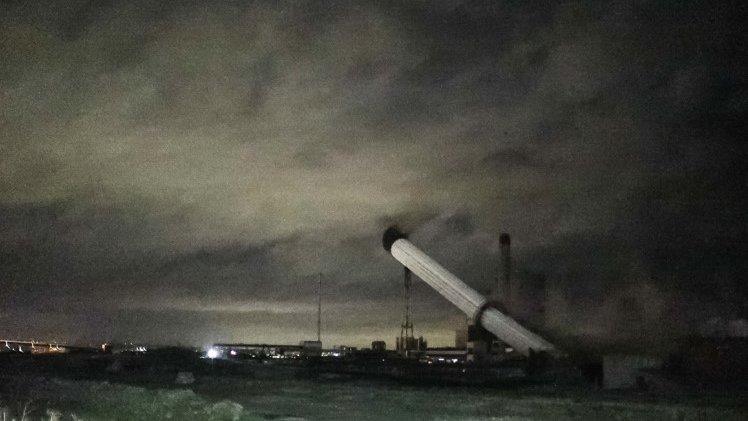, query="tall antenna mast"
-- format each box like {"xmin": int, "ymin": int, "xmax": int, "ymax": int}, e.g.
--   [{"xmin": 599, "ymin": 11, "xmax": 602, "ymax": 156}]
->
[{"xmin": 317, "ymin": 274, "xmax": 322, "ymax": 343}]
